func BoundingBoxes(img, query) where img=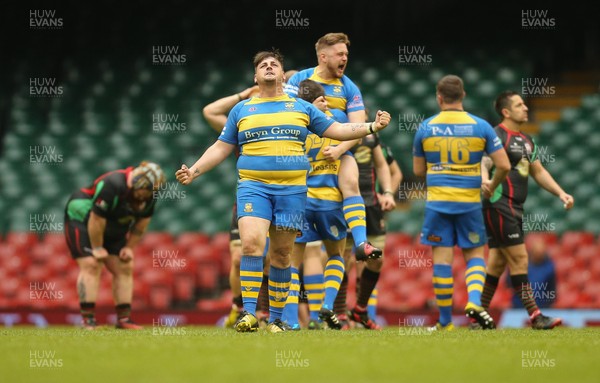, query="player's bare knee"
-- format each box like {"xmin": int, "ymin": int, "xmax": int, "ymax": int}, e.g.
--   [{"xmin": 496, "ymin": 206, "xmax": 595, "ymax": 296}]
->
[
  {"xmin": 241, "ymin": 241, "xmax": 264, "ymax": 256},
  {"xmin": 488, "ymin": 261, "xmax": 505, "ymax": 277},
  {"xmin": 269, "ymin": 247, "xmax": 291, "ymax": 267},
  {"xmin": 338, "ymin": 178, "xmax": 360, "ymax": 197},
  {"xmin": 79, "ymin": 258, "xmax": 102, "ymax": 276},
  {"xmin": 118, "ymin": 261, "xmax": 134, "ymax": 276}
]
